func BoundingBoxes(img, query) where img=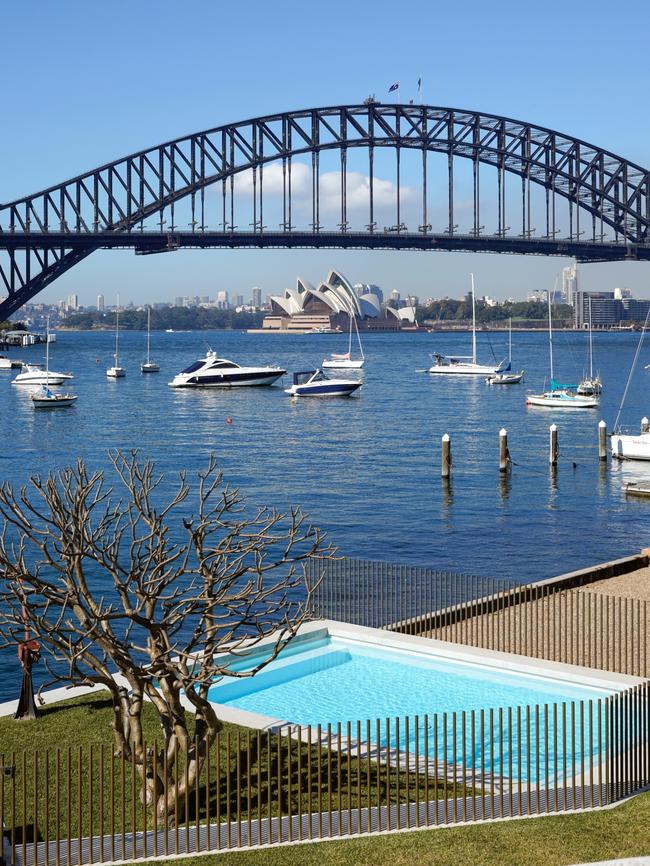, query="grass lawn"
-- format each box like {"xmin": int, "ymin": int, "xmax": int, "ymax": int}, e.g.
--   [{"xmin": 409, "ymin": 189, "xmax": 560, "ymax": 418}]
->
[
  {"xmin": 0, "ymin": 692, "xmax": 460, "ymax": 843},
  {"xmin": 141, "ymin": 790, "xmax": 650, "ymax": 866}
]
